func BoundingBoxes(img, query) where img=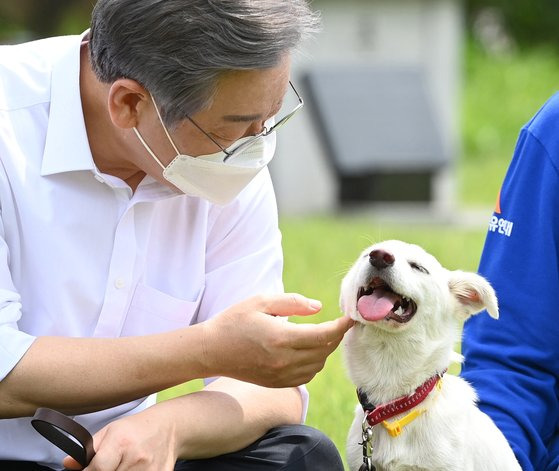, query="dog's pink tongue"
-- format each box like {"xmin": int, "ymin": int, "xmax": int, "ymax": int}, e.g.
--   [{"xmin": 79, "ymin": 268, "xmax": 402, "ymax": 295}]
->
[{"xmin": 357, "ymin": 288, "xmax": 398, "ymax": 321}]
